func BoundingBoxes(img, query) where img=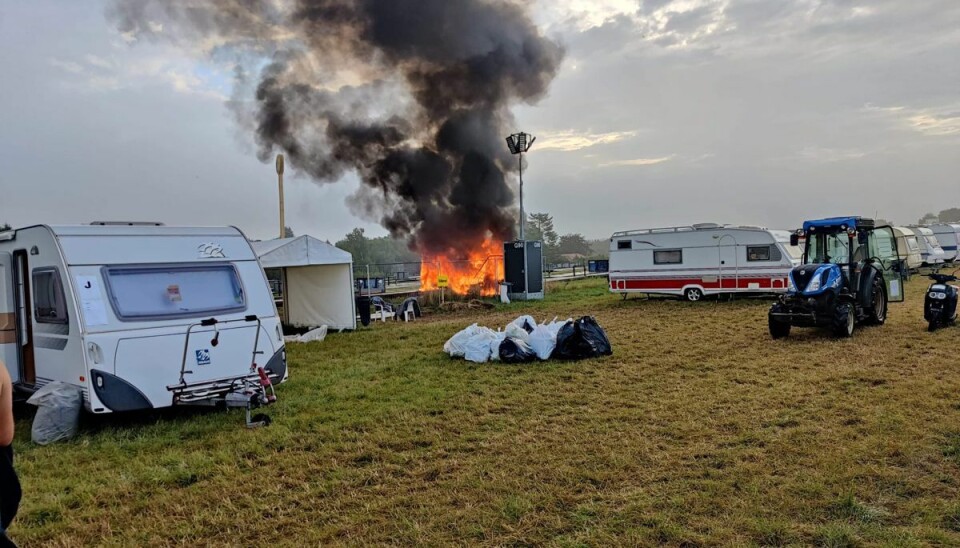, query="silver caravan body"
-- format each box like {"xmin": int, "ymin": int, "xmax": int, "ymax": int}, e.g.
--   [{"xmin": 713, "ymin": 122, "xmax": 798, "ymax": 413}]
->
[{"xmin": 0, "ymin": 224, "xmax": 286, "ymax": 413}]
